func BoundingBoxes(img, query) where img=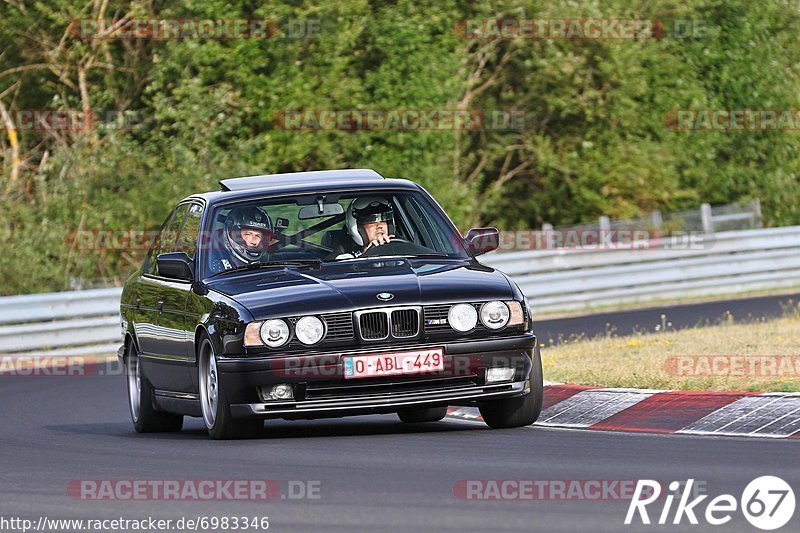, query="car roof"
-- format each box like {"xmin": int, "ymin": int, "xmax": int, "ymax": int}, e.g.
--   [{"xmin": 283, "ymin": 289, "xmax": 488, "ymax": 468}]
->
[{"xmin": 183, "ymin": 169, "xmax": 422, "ymax": 206}]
